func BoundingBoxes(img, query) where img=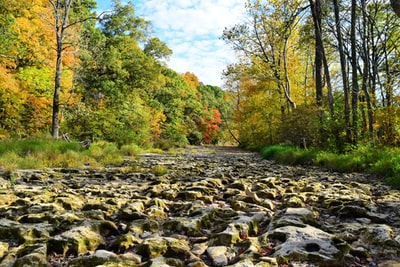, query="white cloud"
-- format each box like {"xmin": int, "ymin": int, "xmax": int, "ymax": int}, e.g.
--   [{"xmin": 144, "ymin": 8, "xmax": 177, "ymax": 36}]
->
[{"xmin": 135, "ymin": 0, "xmax": 246, "ymax": 86}]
